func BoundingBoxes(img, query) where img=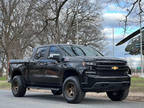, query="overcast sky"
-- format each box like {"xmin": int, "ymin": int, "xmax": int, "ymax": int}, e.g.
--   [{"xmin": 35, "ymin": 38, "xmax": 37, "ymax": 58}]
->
[{"xmin": 102, "ymin": 2, "xmax": 141, "ymax": 67}]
